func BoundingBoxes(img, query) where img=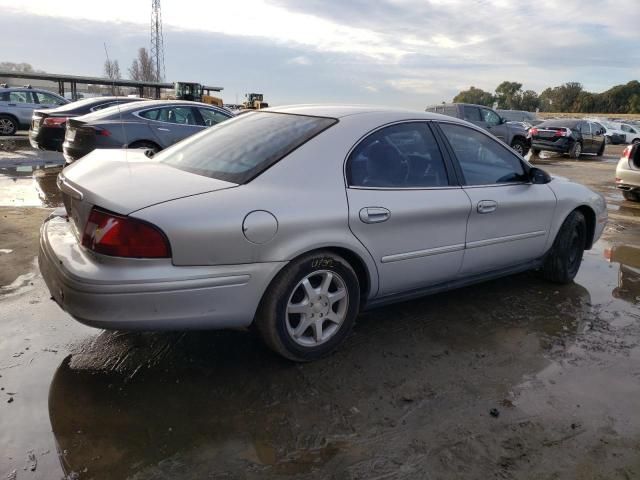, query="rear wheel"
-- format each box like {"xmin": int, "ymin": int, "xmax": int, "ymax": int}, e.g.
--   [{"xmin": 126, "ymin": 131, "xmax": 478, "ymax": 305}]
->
[
  {"xmin": 0, "ymin": 115, "xmax": 18, "ymax": 136},
  {"xmin": 255, "ymin": 250, "xmax": 360, "ymax": 361},
  {"xmin": 569, "ymin": 141, "xmax": 582, "ymax": 159},
  {"xmin": 596, "ymin": 140, "xmax": 605, "ymax": 156},
  {"xmin": 623, "ymin": 190, "xmax": 640, "ymax": 202},
  {"xmin": 511, "ymin": 139, "xmax": 527, "ymax": 157},
  {"xmin": 541, "ymin": 211, "xmax": 586, "ymax": 284}
]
